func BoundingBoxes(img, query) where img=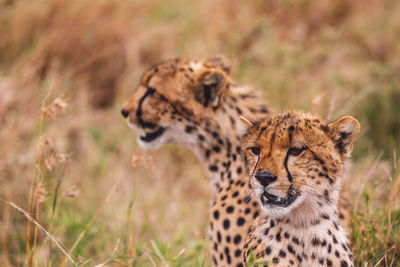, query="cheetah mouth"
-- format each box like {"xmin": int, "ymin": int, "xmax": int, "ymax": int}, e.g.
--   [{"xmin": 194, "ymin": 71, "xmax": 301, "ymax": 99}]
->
[
  {"xmin": 139, "ymin": 127, "xmax": 166, "ymax": 142},
  {"xmin": 261, "ymin": 190, "xmax": 299, "ymax": 208}
]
